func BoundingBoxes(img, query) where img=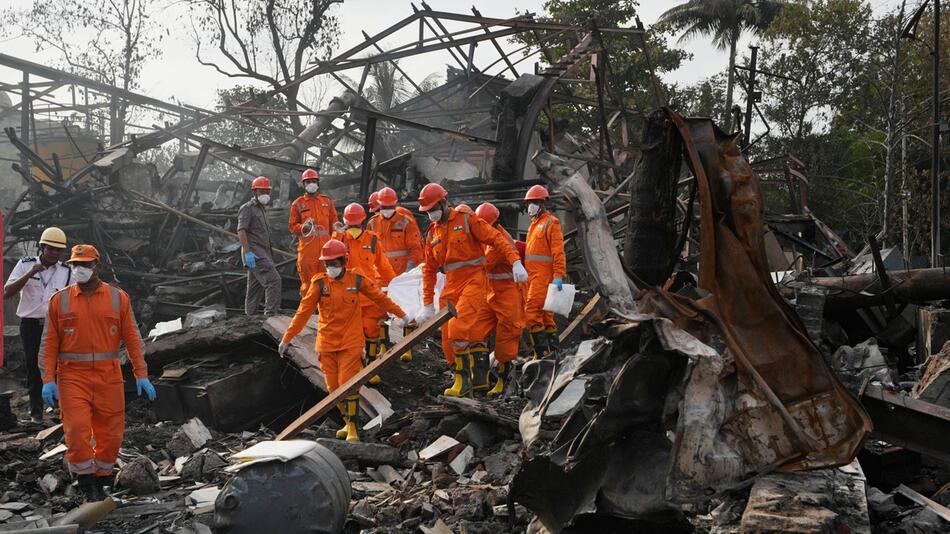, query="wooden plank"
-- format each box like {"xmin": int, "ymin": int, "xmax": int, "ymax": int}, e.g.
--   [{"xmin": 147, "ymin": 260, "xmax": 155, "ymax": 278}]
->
[
  {"xmin": 559, "ymin": 293, "xmax": 602, "ymax": 344},
  {"xmin": 276, "ymin": 305, "xmax": 455, "ymax": 440},
  {"xmin": 895, "ymin": 484, "xmax": 950, "ymax": 522}
]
